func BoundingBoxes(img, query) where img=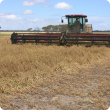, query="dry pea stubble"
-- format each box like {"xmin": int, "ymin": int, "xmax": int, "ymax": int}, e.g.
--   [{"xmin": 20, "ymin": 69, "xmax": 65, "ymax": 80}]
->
[{"xmin": 0, "ymin": 37, "xmax": 110, "ymax": 109}]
